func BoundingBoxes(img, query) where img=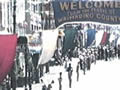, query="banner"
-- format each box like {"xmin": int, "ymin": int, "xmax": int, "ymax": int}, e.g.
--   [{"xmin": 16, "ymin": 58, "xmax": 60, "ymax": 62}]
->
[
  {"xmin": 105, "ymin": 33, "xmax": 110, "ymax": 45},
  {"xmin": 38, "ymin": 30, "xmax": 58, "ymax": 65},
  {"xmin": 52, "ymin": 1, "xmax": 120, "ymax": 27},
  {"xmin": 62, "ymin": 28, "xmax": 78, "ymax": 56},
  {"xmin": 87, "ymin": 29, "xmax": 96, "ymax": 47},
  {"xmin": 96, "ymin": 30, "xmax": 104, "ymax": 46},
  {"xmin": 100, "ymin": 32, "xmax": 108, "ymax": 45},
  {"xmin": 0, "ymin": 35, "xmax": 17, "ymax": 83}
]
